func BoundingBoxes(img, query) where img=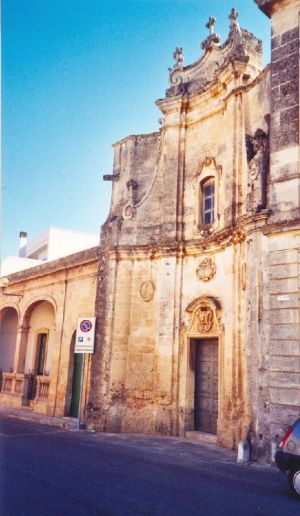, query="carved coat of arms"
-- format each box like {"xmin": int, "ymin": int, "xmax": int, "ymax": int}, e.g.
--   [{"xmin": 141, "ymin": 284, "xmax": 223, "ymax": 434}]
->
[
  {"xmin": 196, "ymin": 305, "xmax": 214, "ymax": 333},
  {"xmin": 196, "ymin": 257, "xmax": 216, "ymax": 282}
]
